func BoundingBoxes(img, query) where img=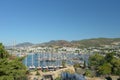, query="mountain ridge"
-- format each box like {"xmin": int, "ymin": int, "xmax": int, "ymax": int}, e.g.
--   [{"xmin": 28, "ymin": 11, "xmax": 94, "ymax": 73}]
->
[
  {"xmin": 15, "ymin": 42, "xmax": 34, "ymax": 47},
  {"xmin": 15, "ymin": 38, "xmax": 120, "ymax": 48}
]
